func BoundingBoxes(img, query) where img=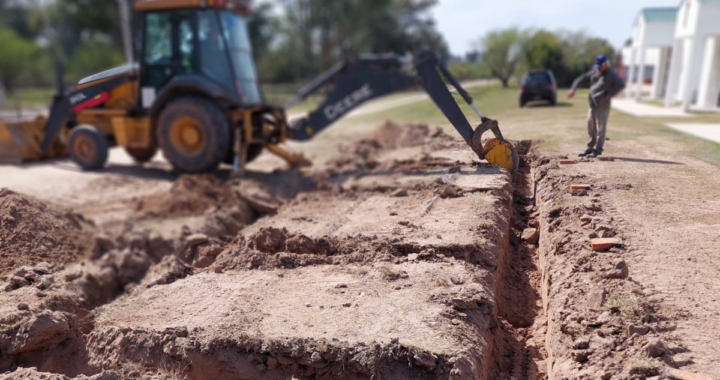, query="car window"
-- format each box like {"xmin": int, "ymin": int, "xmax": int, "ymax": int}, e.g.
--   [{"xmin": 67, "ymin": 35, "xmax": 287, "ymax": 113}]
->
[{"xmin": 526, "ymin": 73, "xmax": 551, "ymax": 83}]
